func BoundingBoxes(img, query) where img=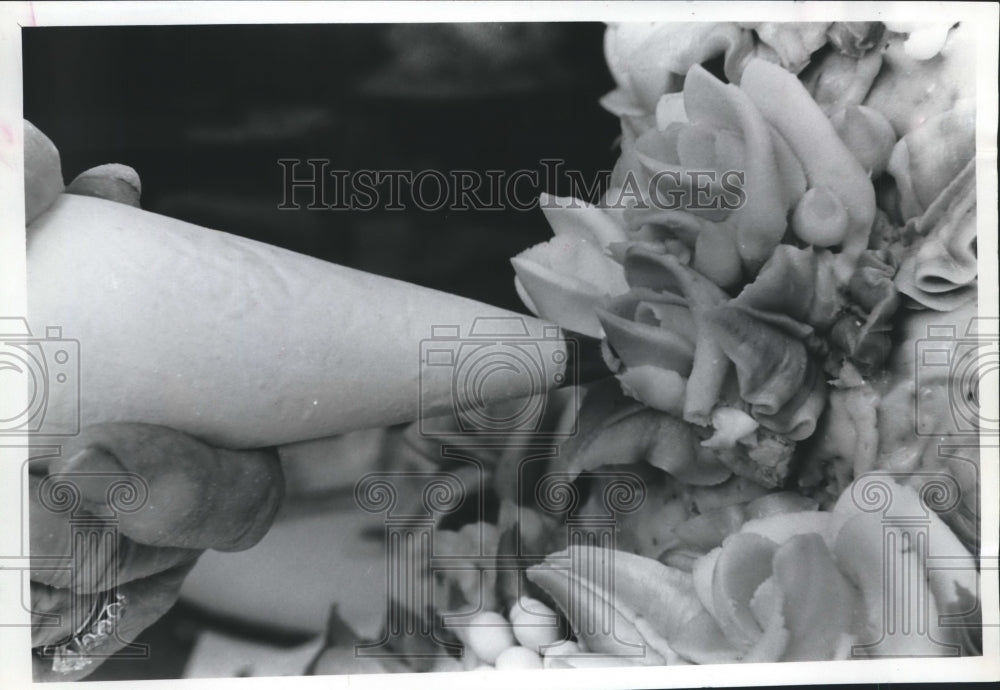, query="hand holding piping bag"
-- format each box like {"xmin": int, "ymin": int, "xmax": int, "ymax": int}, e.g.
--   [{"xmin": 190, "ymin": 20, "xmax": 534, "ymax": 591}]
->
[
  {"xmin": 23, "ymin": 119, "xmax": 593, "ymax": 678},
  {"xmin": 25, "ymin": 123, "xmax": 585, "ymax": 450},
  {"xmin": 27, "ymin": 121, "xmax": 287, "ymax": 681}
]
